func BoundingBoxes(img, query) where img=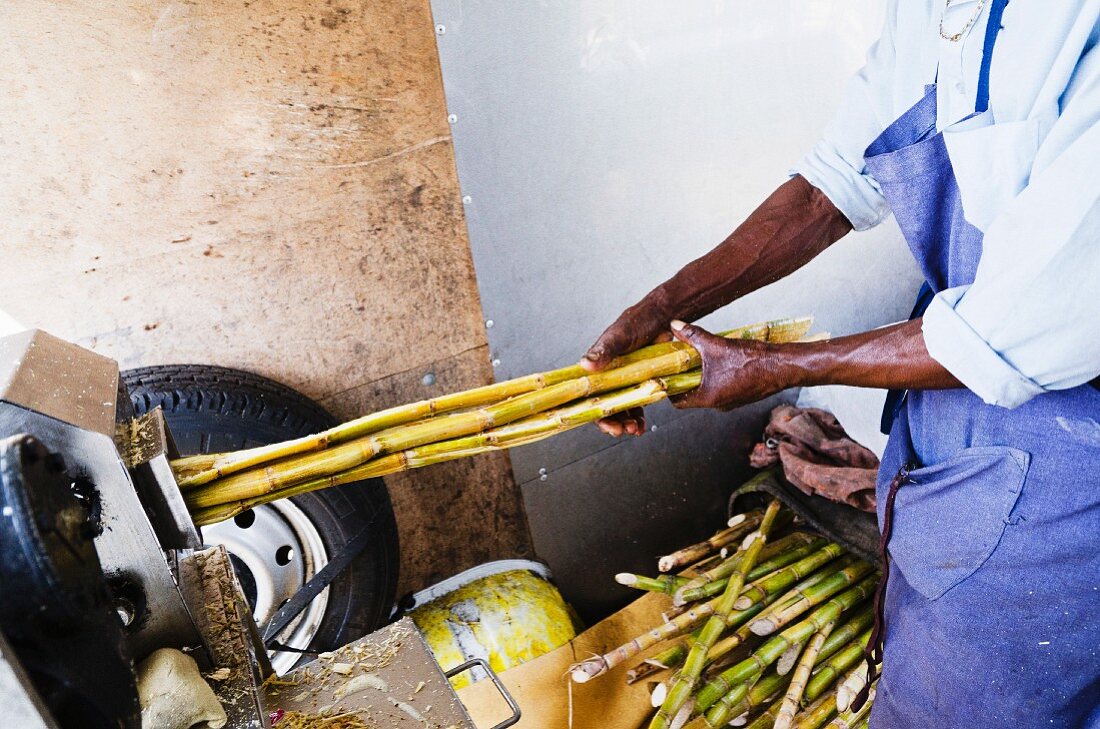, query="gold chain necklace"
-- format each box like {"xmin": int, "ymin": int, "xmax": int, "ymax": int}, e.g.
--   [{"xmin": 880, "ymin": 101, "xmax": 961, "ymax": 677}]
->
[{"xmin": 939, "ymin": 0, "xmax": 988, "ymax": 42}]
